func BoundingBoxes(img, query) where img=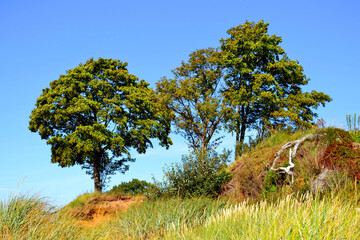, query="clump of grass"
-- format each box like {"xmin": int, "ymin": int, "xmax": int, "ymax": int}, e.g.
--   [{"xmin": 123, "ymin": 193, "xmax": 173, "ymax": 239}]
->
[
  {"xmin": 98, "ymin": 197, "xmax": 228, "ymax": 239},
  {"xmin": 260, "ymin": 129, "xmax": 309, "ymax": 149},
  {"xmin": 170, "ymin": 192, "xmax": 360, "ymax": 239},
  {"xmin": 346, "ymin": 114, "xmax": 360, "ymax": 142},
  {"xmin": 67, "ymin": 191, "xmax": 103, "ymax": 208},
  {"xmin": 0, "ymin": 193, "xmax": 82, "ymax": 239}
]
